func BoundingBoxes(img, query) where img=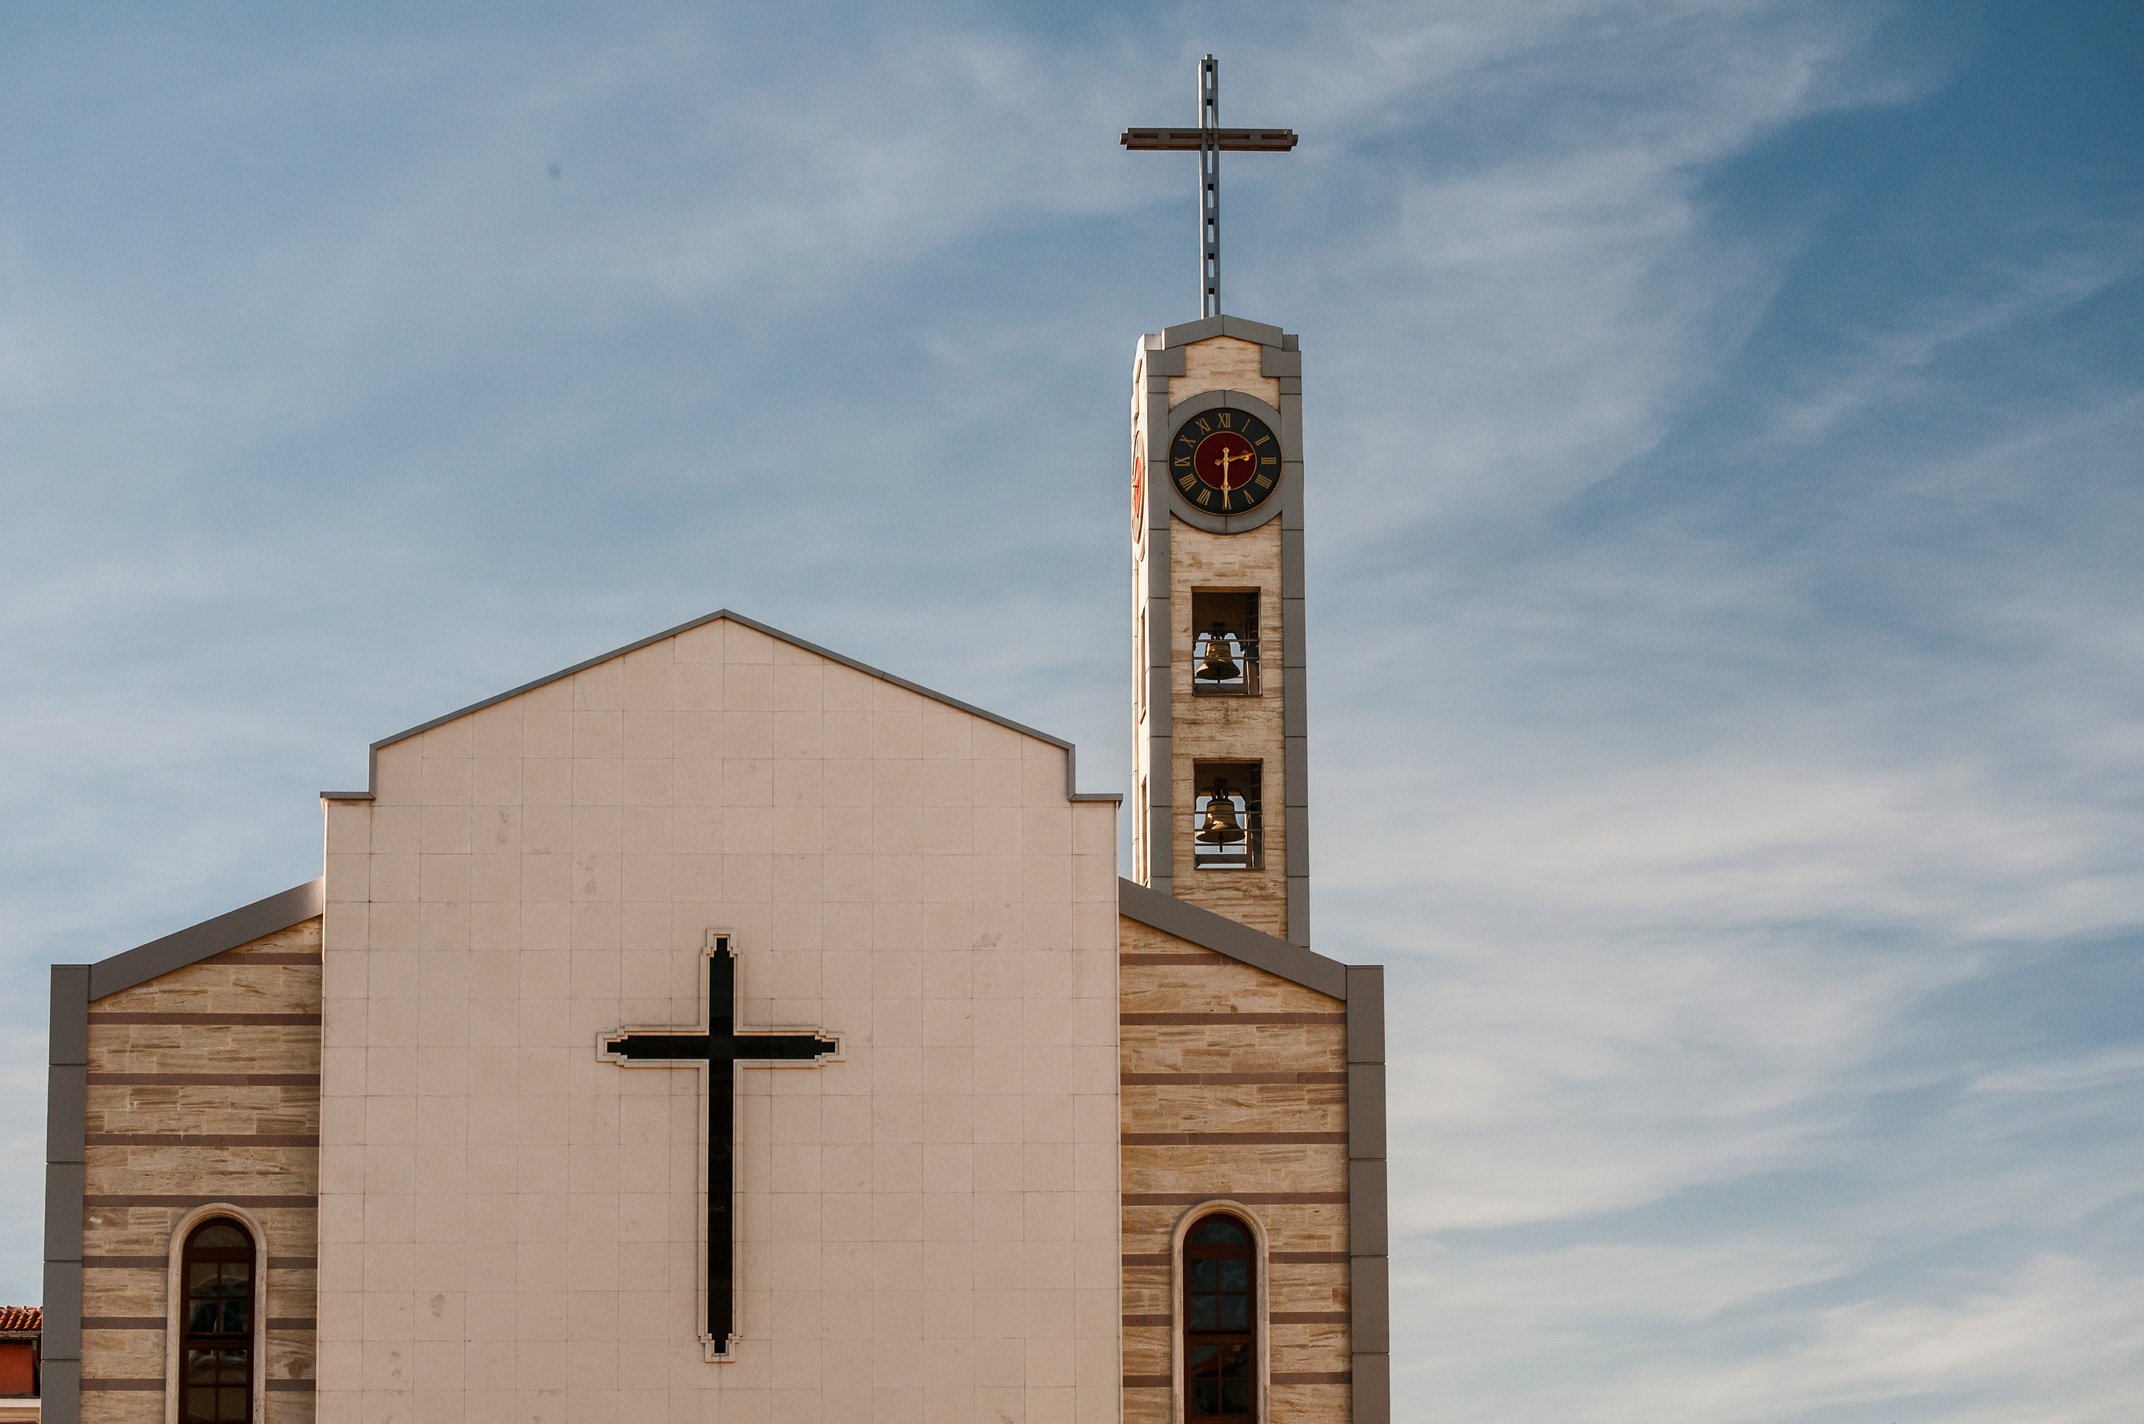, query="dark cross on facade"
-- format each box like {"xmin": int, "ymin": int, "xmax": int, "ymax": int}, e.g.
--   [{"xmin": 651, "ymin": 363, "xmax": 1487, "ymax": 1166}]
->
[
  {"xmin": 597, "ymin": 933, "xmax": 841, "ymax": 1358},
  {"xmin": 1122, "ymin": 53, "xmax": 1298, "ymax": 319}
]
